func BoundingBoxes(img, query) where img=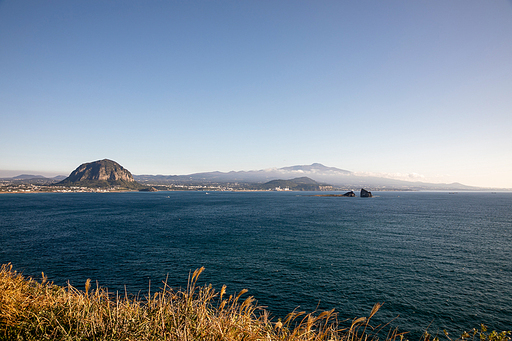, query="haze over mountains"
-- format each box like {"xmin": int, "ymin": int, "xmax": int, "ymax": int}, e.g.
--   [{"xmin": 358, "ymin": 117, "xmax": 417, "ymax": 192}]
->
[
  {"xmin": 134, "ymin": 163, "xmax": 483, "ymax": 191},
  {"xmin": 1, "ymin": 161, "xmax": 496, "ymax": 190}
]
